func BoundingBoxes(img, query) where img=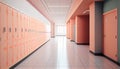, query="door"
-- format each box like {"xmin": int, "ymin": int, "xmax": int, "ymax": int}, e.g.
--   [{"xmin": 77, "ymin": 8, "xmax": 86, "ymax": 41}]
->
[{"xmin": 103, "ymin": 9, "xmax": 118, "ymax": 61}]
